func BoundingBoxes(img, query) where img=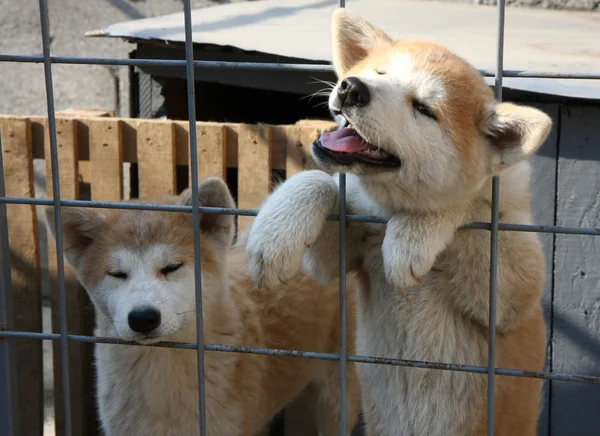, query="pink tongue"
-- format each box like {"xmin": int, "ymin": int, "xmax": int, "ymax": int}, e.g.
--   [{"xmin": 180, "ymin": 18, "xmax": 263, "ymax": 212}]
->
[{"xmin": 319, "ymin": 128, "xmax": 367, "ymax": 153}]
